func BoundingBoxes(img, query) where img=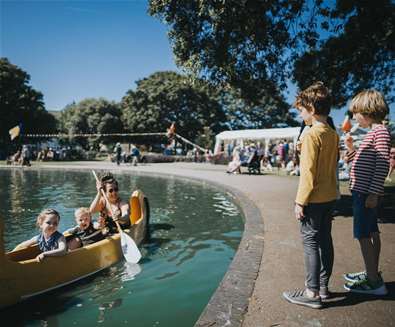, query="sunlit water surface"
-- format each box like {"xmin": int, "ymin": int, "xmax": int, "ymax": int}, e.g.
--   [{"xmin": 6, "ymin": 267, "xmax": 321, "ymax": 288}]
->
[{"xmin": 0, "ymin": 169, "xmax": 243, "ymax": 327}]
